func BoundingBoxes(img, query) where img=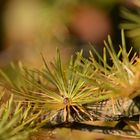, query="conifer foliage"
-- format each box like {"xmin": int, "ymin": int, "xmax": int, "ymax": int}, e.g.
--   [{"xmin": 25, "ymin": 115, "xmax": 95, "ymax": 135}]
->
[{"xmin": 0, "ymin": 31, "xmax": 139, "ymax": 139}]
